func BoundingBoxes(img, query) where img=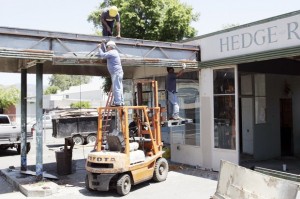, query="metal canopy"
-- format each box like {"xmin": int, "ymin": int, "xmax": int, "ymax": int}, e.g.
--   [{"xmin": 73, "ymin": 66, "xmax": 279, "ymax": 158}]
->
[{"xmin": 0, "ymin": 26, "xmax": 200, "ymax": 78}]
